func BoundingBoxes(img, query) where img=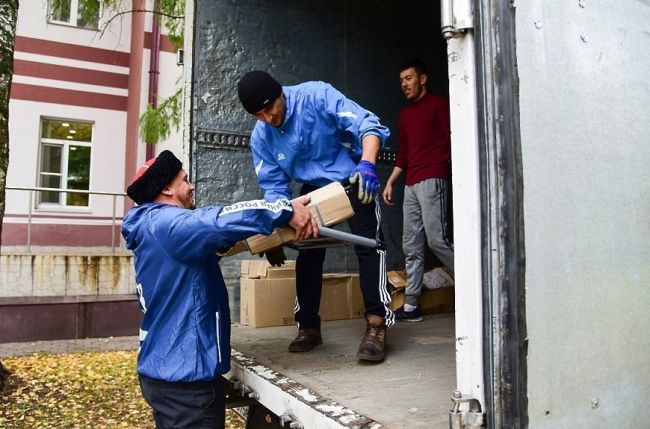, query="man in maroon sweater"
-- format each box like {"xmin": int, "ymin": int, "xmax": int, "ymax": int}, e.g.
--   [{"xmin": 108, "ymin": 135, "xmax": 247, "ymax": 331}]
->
[{"xmin": 383, "ymin": 59, "xmax": 454, "ymax": 321}]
